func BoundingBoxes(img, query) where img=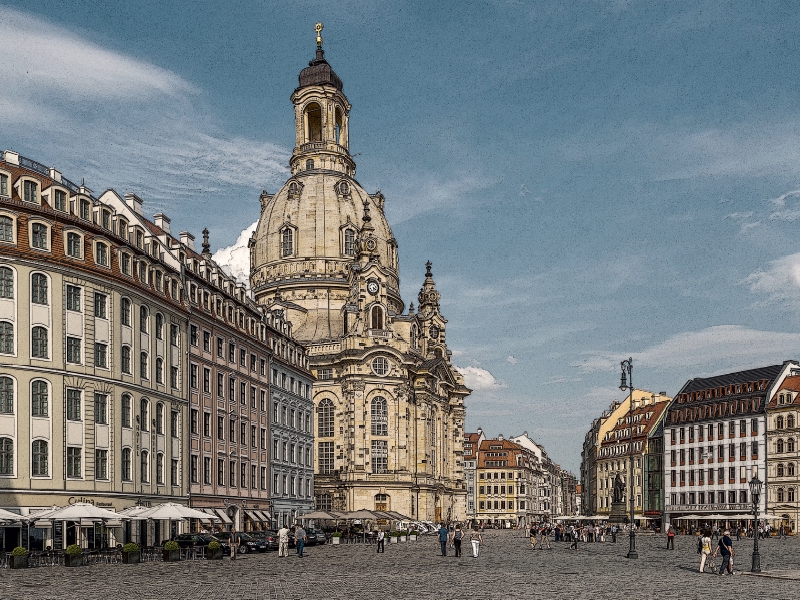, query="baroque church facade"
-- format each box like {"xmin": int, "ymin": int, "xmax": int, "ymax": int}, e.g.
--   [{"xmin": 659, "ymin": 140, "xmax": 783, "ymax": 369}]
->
[{"xmin": 249, "ymin": 30, "xmax": 470, "ymax": 522}]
